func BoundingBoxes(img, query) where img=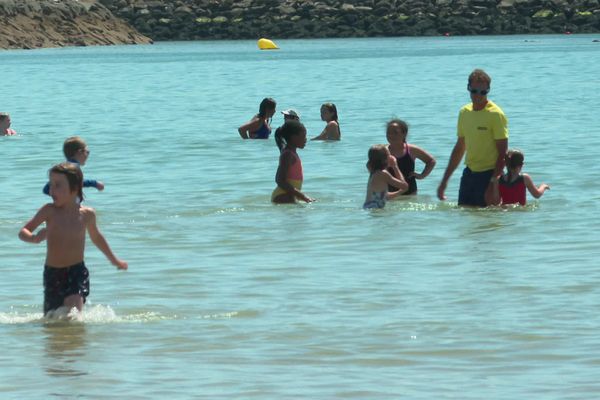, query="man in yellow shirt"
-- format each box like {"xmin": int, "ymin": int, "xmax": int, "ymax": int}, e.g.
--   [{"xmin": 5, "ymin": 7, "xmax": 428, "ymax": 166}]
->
[{"xmin": 437, "ymin": 69, "xmax": 508, "ymax": 207}]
